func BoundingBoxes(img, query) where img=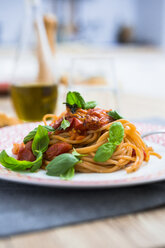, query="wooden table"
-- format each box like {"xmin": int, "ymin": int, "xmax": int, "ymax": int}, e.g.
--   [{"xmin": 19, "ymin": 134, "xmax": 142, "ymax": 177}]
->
[{"xmin": 0, "ymin": 94, "xmax": 165, "ymax": 248}]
